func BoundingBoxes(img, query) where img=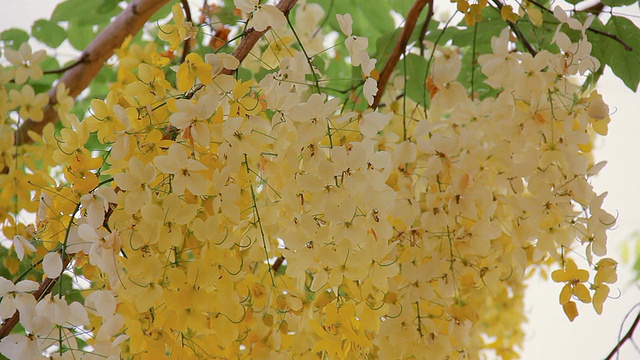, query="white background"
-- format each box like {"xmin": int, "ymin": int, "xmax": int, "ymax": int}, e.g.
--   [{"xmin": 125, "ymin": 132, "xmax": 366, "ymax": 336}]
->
[{"xmin": 1, "ymin": 1, "xmax": 640, "ymax": 359}]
